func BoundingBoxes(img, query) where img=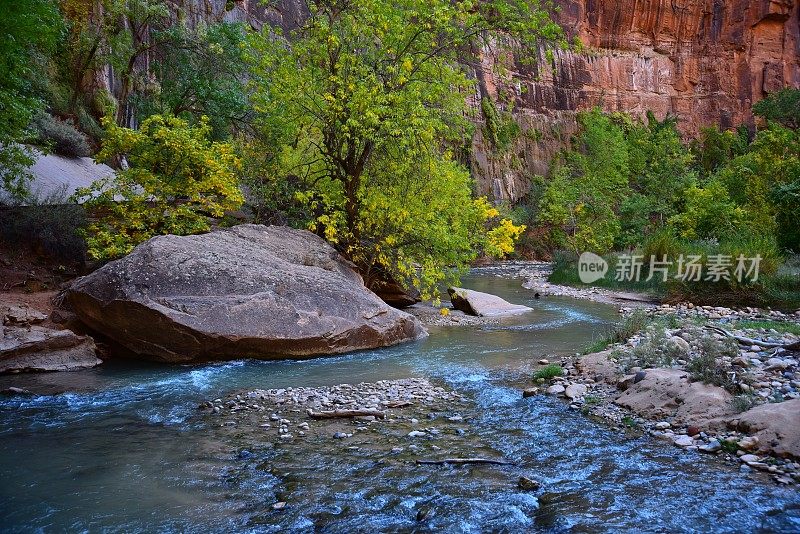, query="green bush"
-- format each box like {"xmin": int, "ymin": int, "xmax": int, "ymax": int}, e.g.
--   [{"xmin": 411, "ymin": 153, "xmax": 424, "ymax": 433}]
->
[
  {"xmin": 533, "ymin": 364, "xmax": 564, "ymax": 381},
  {"xmin": 687, "ymin": 337, "xmax": 738, "ymax": 392},
  {"xmin": 0, "ymin": 189, "xmax": 87, "ymax": 262},
  {"xmin": 32, "ymin": 112, "xmax": 92, "ymax": 158}
]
